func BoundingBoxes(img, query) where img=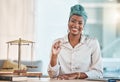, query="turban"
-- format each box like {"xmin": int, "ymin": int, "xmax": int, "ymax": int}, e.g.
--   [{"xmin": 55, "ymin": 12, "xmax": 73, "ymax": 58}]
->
[{"xmin": 70, "ymin": 4, "xmax": 88, "ymax": 24}]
